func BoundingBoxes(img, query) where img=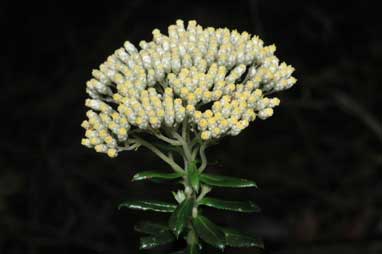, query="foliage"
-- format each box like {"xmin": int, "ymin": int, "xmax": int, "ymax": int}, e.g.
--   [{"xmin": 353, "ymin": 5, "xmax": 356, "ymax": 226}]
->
[{"xmin": 119, "ymin": 163, "xmax": 263, "ymax": 252}]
